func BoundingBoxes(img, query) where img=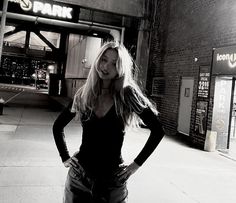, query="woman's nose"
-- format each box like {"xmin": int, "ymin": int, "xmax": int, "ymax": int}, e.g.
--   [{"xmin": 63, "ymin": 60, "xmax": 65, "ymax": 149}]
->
[{"xmin": 102, "ymin": 63, "xmax": 108, "ymax": 71}]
